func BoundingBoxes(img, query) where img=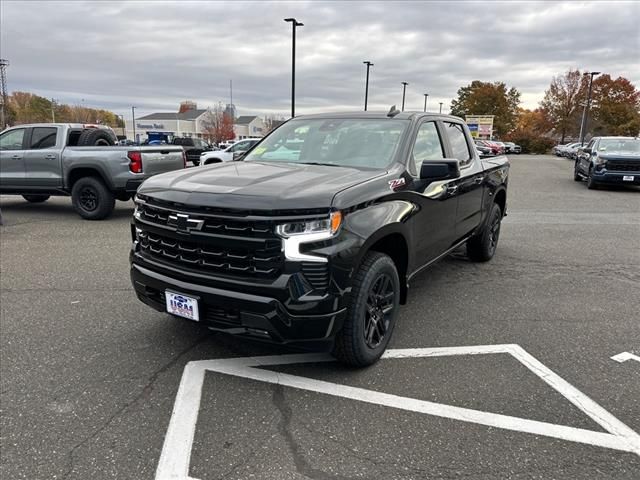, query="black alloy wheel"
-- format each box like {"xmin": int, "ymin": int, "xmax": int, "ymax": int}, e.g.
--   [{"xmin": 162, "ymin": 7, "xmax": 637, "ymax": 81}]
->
[
  {"xmin": 363, "ymin": 273, "xmax": 395, "ymax": 349},
  {"xmin": 79, "ymin": 185, "xmax": 98, "ymax": 211}
]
